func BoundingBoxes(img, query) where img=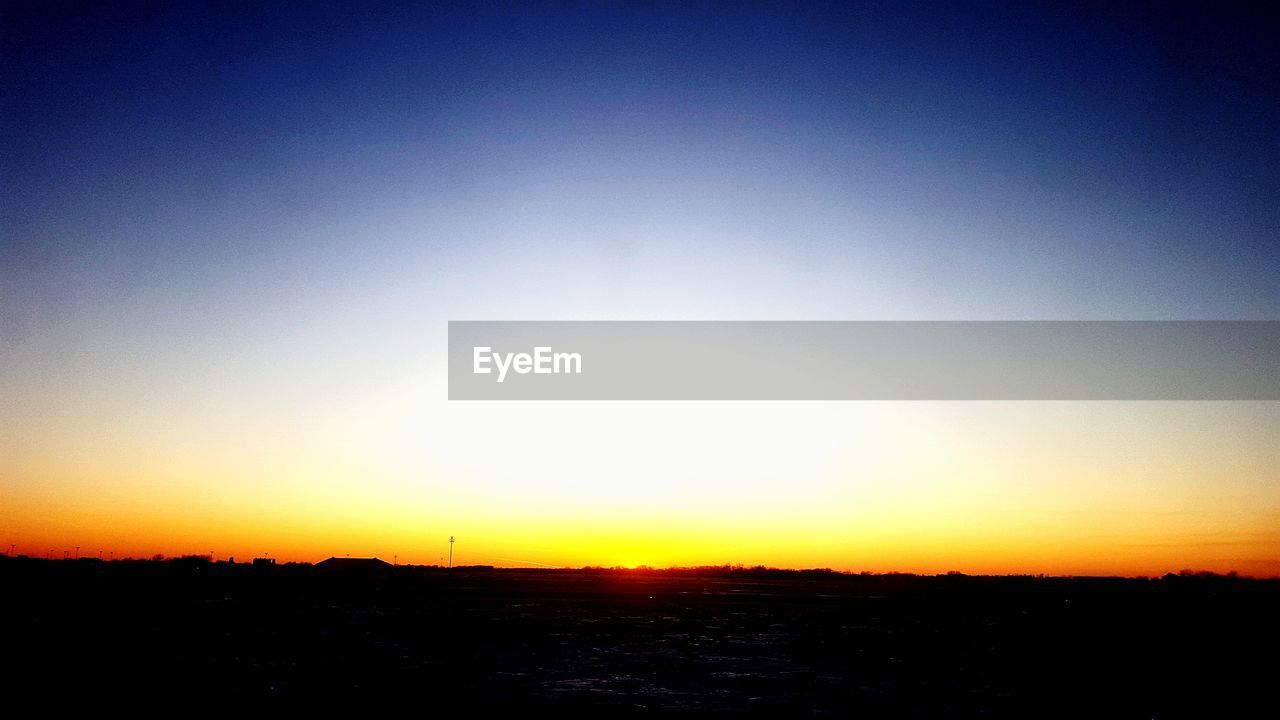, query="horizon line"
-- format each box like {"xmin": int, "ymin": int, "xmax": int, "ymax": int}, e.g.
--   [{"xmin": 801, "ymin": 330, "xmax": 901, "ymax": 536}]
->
[{"xmin": 5, "ymin": 554, "xmax": 1277, "ymax": 581}]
